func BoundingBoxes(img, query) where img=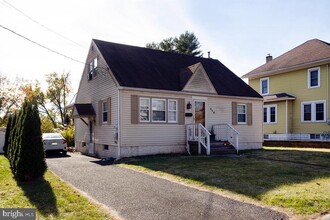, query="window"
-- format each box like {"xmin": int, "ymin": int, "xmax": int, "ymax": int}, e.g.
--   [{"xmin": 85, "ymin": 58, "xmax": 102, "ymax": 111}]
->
[
  {"xmin": 102, "ymin": 100, "xmax": 108, "ymax": 123},
  {"xmin": 237, "ymin": 104, "xmax": 246, "ymax": 124},
  {"xmin": 301, "ymin": 100, "xmax": 325, "ymax": 122},
  {"xmin": 310, "ymin": 134, "xmax": 321, "ymax": 140},
  {"xmin": 260, "ymin": 77, "xmax": 269, "ymax": 95},
  {"xmin": 308, "ymin": 67, "xmax": 320, "ymax": 88},
  {"xmin": 139, "ymin": 98, "xmax": 150, "ymax": 122},
  {"xmin": 152, "ymin": 99, "xmax": 166, "ymax": 122},
  {"xmin": 103, "ymin": 144, "xmax": 109, "ymax": 150},
  {"xmin": 168, "ymin": 100, "xmax": 177, "ymax": 123},
  {"xmin": 263, "ymin": 105, "xmax": 277, "ymax": 123},
  {"xmin": 88, "ymin": 57, "xmax": 98, "ymax": 80},
  {"xmin": 136, "ymin": 97, "xmax": 180, "ymax": 124}
]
